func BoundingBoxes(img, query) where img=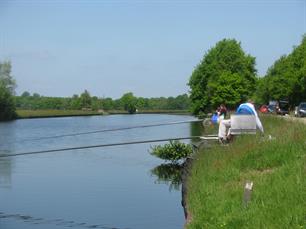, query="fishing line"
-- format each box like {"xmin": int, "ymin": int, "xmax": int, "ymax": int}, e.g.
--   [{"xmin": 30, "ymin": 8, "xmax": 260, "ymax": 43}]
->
[
  {"xmin": 0, "ymin": 136, "xmax": 221, "ymax": 158},
  {"xmin": 1, "ymin": 119, "xmax": 203, "ymax": 145}
]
